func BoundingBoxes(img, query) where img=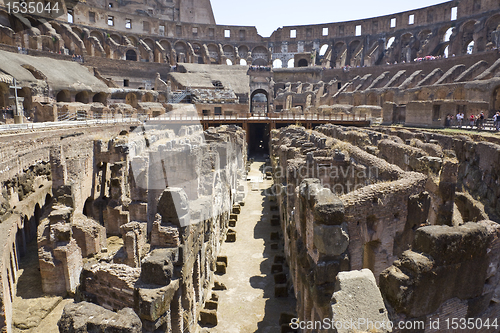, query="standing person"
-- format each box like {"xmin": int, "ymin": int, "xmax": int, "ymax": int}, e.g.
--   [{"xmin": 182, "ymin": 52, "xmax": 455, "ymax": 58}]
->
[
  {"xmin": 478, "ymin": 112, "xmax": 485, "ymax": 130},
  {"xmin": 456, "ymin": 111, "xmax": 463, "ymax": 127},
  {"xmin": 495, "ymin": 111, "xmax": 500, "ymax": 131},
  {"xmin": 469, "ymin": 114, "xmax": 475, "ymax": 128}
]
